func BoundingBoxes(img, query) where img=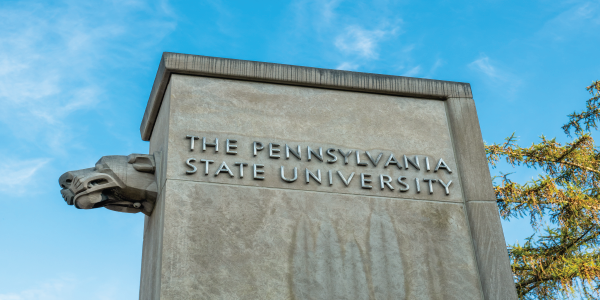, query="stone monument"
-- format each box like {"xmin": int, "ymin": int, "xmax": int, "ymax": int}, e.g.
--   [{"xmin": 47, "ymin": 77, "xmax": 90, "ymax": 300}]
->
[{"xmin": 59, "ymin": 53, "xmax": 517, "ymax": 299}]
